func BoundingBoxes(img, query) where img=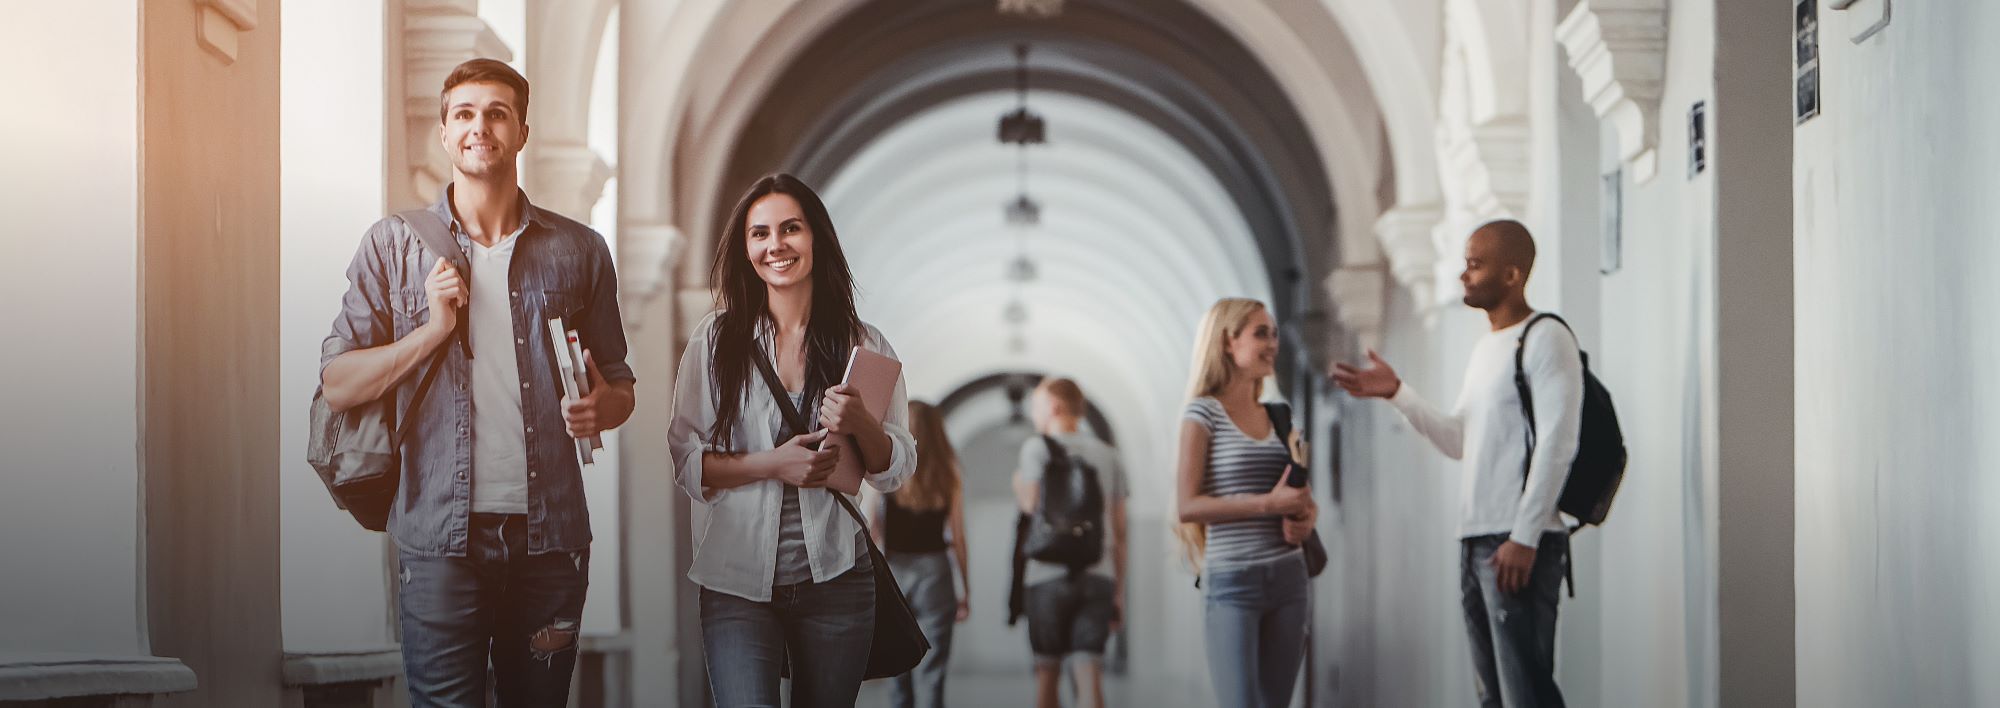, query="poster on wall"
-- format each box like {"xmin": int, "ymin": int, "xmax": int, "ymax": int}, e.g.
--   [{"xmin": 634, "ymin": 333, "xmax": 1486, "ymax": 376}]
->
[
  {"xmin": 1796, "ymin": 0, "xmax": 1821, "ymax": 123},
  {"xmin": 1688, "ymin": 101, "xmax": 1707, "ymax": 178}
]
